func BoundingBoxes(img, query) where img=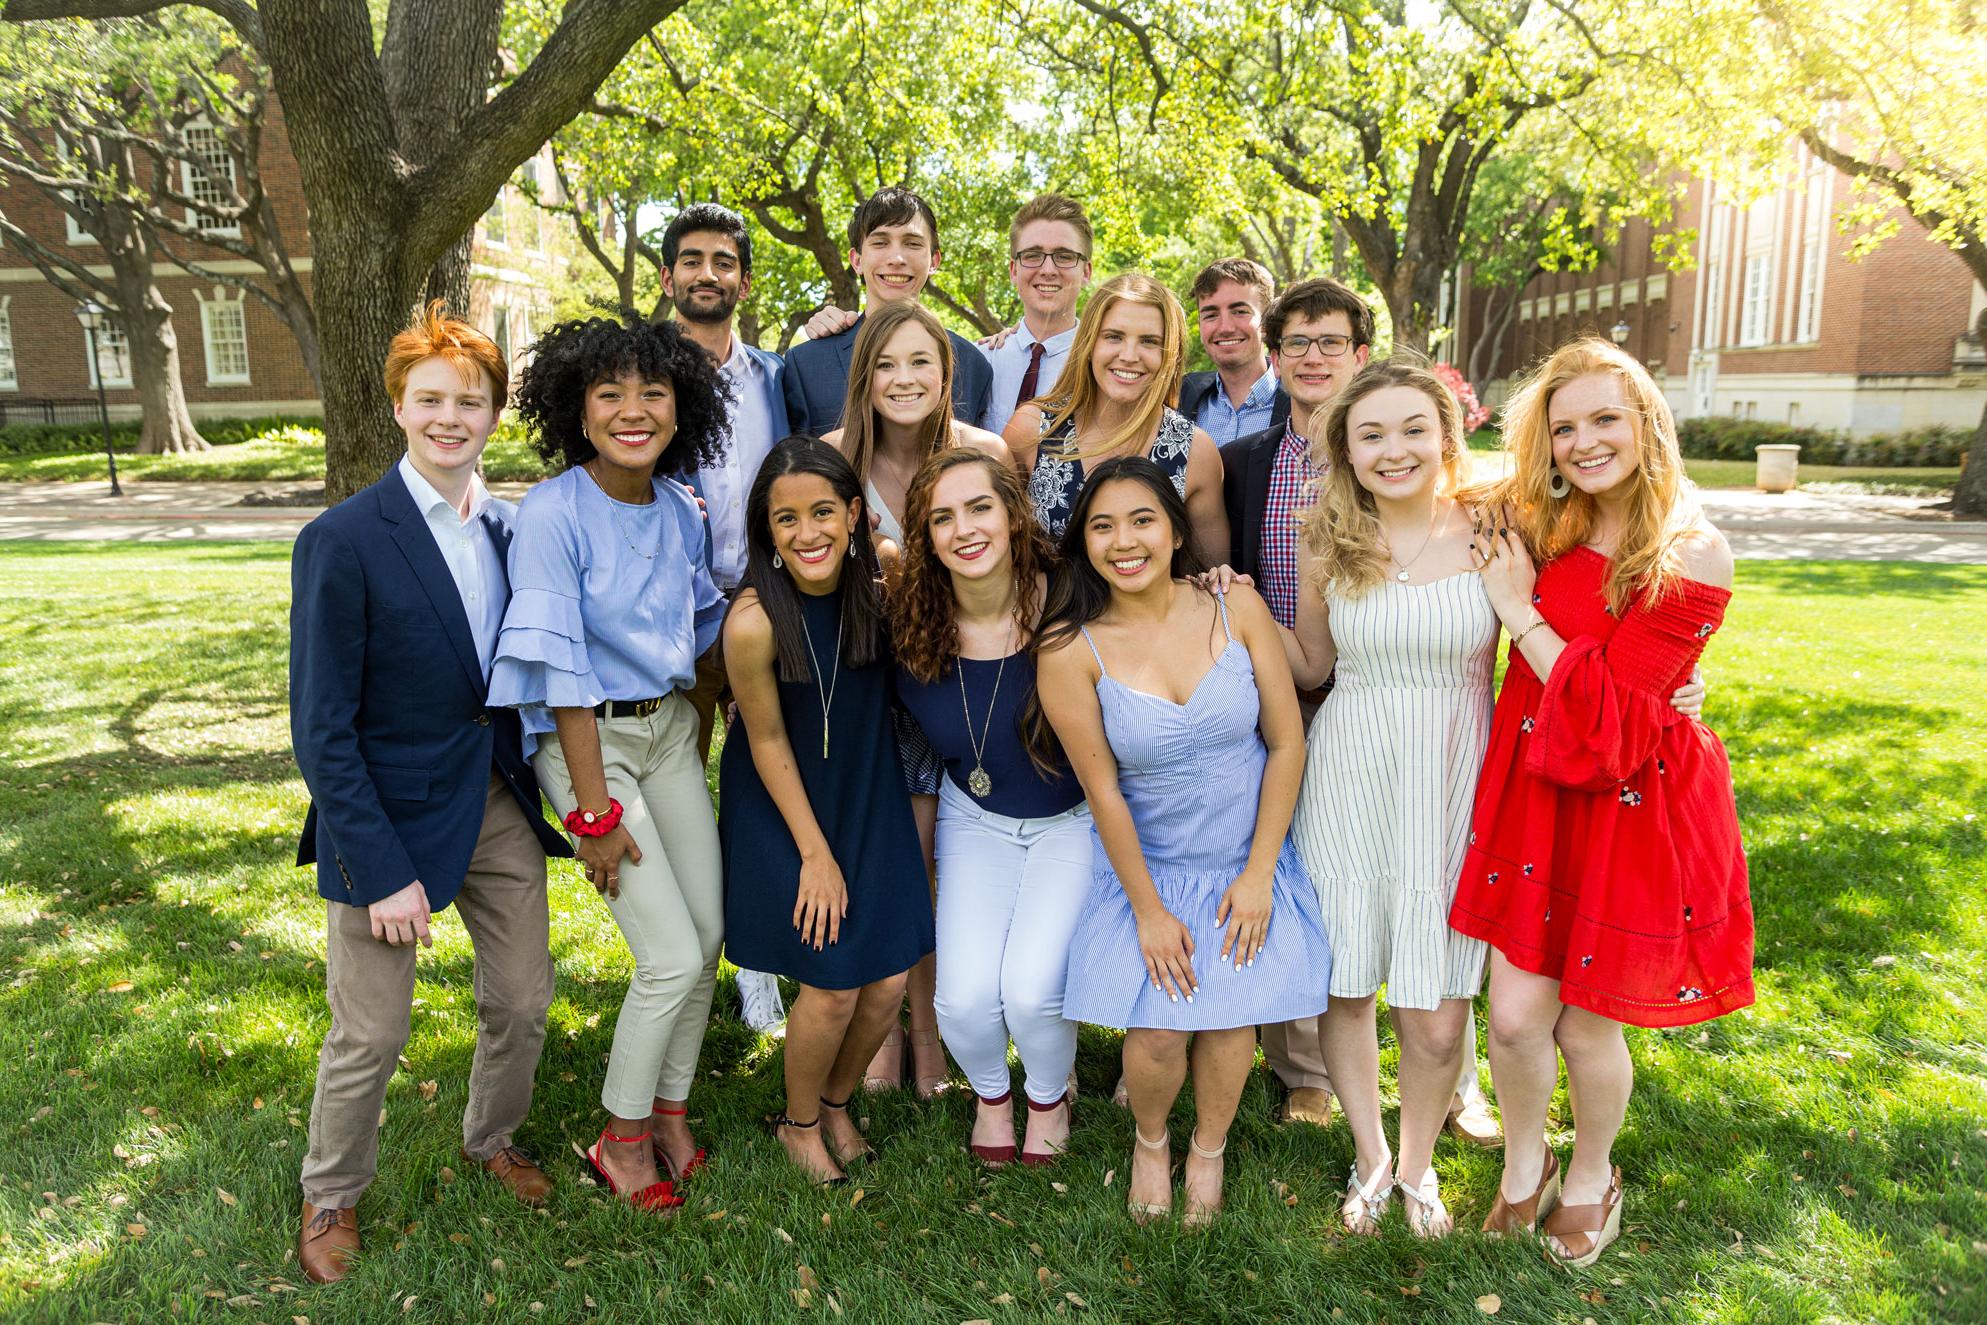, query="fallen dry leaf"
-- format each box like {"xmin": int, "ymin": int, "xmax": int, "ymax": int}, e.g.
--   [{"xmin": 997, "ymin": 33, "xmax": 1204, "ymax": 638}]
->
[
  {"xmin": 107, "ymin": 981, "xmax": 134, "ymax": 994},
  {"xmin": 1066, "ymin": 1293, "xmax": 1088, "ymax": 1309},
  {"xmin": 1477, "ymin": 1294, "xmax": 1502, "ymax": 1314},
  {"xmin": 798, "ymin": 1266, "xmax": 821, "ymax": 1292},
  {"xmin": 773, "ymin": 1226, "xmax": 793, "ymax": 1244},
  {"xmin": 125, "ymin": 1223, "xmax": 147, "ymax": 1239},
  {"xmin": 439, "ymin": 1166, "xmax": 456, "ymax": 1184},
  {"xmin": 1102, "ymin": 1169, "xmax": 1115, "ymax": 1187},
  {"xmin": 215, "ymin": 1188, "xmax": 237, "ymax": 1207},
  {"xmin": 419, "ymin": 1080, "xmax": 439, "ymax": 1101},
  {"xmin": 991, "ymin": 1294, "xmax": 1015, "ymax": 1306},
  {"xmin": 791, "ymin": 1288, "xmax": 813, "ymax": 1309},
  {"xmin": 401, "ymin": 1295, "xmax": 416, "ymax": 1313},
  {"xmin": 850, "ymin": 1188, "xmax": 866, "ymax": 1207}
]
